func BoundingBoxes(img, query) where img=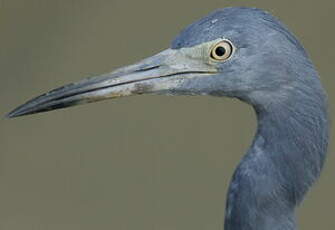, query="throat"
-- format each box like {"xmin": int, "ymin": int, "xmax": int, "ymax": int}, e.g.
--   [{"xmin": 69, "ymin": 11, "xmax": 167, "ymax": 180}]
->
[{"xmin": 224, "ymin": 89, "xmax": 329, "ymax": 230}]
